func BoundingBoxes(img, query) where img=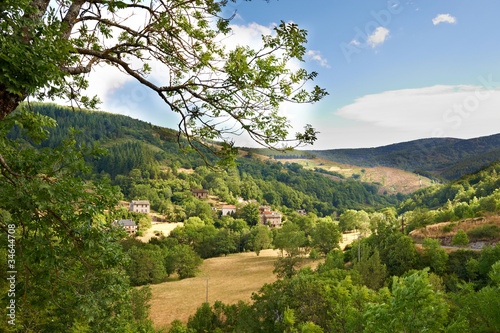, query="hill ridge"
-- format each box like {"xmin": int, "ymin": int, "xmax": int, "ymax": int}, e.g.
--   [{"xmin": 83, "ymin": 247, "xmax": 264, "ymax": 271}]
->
[{"xmin": 307, "ymin": 133, "xmax": 500, "ymax": 179}]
